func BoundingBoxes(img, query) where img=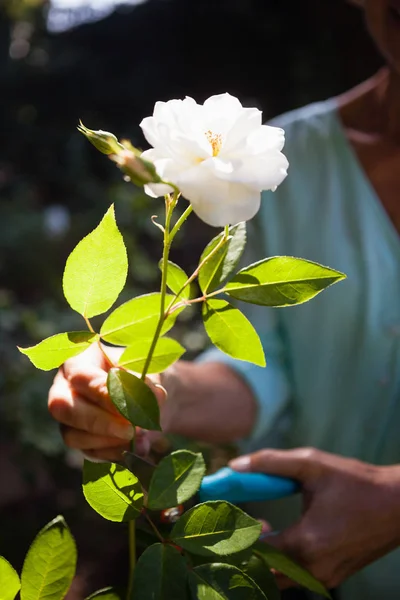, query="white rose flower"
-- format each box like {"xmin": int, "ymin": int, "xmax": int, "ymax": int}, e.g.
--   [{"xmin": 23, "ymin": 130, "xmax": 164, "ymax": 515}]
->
[{"xmin": 140, "ymin": 93, "xmax": 288, "ymax": 227}]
